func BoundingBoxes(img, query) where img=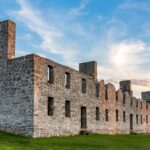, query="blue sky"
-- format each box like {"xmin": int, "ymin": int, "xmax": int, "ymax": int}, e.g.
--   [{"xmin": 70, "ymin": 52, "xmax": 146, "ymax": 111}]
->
[{"xmin": 0, "ymin": 0, "xmax": 150, "ymax": 97}]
